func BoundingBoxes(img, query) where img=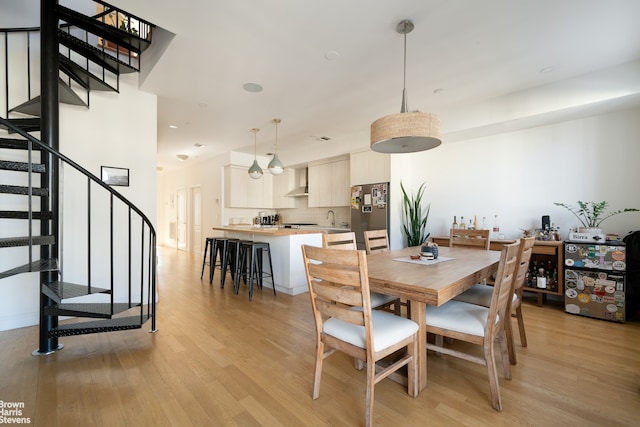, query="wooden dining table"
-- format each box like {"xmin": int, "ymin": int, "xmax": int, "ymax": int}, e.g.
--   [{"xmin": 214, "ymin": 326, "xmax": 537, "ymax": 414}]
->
[{"xmin": 366, "ymin": 245, "xmax": 502, "ymax": 393}]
